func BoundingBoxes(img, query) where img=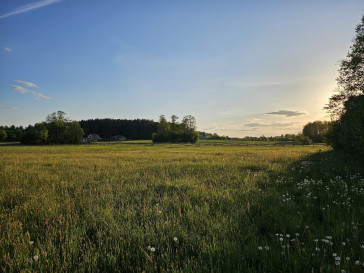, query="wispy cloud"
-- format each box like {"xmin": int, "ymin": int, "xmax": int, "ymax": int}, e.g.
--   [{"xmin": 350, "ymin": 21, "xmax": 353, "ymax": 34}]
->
[
  {"xmin": 31, "ymin": 91, "xmax": 51, "ymax": 100},
  {"xmin": 10, "ymin": 85, "xmax": 28, "ymax": 94},
  {"xmin": 0, "ymin": 104, "xmax": 17, "ymax": 110},
  {"xmin": 15, "ymin": 80, "xmax": 38, "ymax": 88},
  {"xmin": 230, "ymin": 80, "xmax": 287, "ymax": 88},
  {"xmin": 266, "ymin": 110, "xmax": 306, "ymax": 117},
  {"xmin": 0, "ymin": 0, "xmax": 62, "ymax": 20},
  {"xmin": 245, "ymin": 122, "xmax": 295, "ymax": 128},
  {"xmin": 4, "ymin": 47, "xmax": 11, "ymax": 52}
]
